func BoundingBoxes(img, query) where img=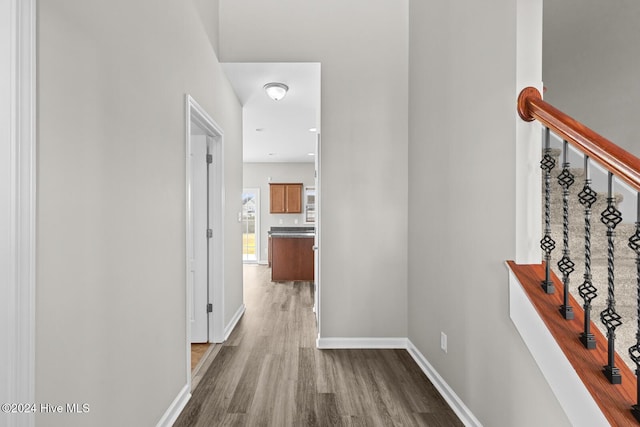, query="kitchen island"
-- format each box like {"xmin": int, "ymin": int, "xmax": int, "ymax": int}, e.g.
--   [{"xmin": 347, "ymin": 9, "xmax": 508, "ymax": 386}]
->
[{"xmin": 268, "ymin": 227, "xmax": 315, "ymax": 282}]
